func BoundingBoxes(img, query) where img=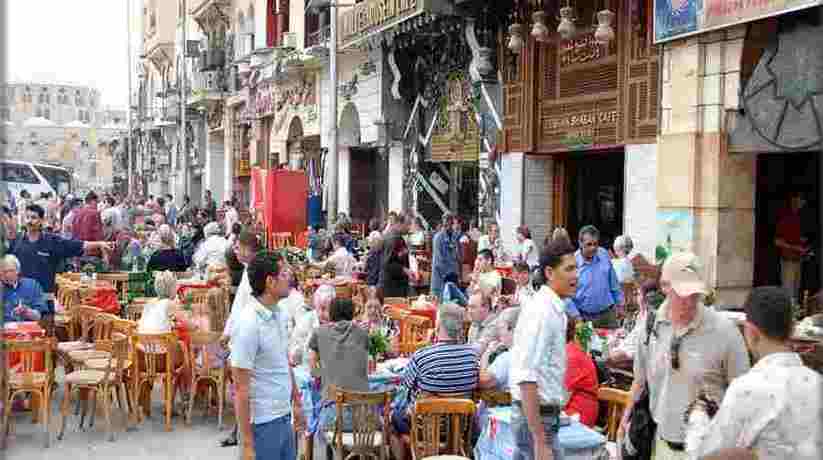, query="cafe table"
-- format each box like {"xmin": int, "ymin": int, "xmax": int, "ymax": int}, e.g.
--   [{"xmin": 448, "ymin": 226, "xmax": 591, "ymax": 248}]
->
[
  {"xmin": 385, "ymin": 300, "xmax": 438, "ymax": 325},
  {"xmin": 475, "ymin": 406, "xmax": 608, "ymax": 460}
]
